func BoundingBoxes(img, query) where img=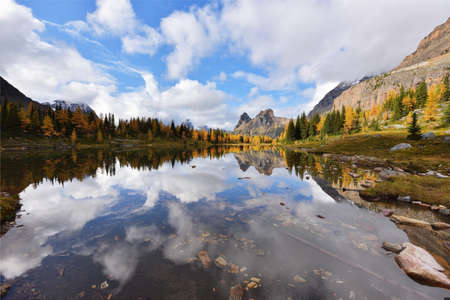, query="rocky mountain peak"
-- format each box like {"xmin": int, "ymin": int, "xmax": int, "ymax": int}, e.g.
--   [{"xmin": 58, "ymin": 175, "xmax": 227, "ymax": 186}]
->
[
  {"xmin": 256, "ymin": 109, "xmax": 275, "ymax": 119},
  {"xmin": 396, "ymin": 17, "xmax": 450, "ymax": 70},
  {"xmin": 233, "ymin": 108, "xmax": 288, "ymax": 138},
  {"xmin": 235, "ymin": 112, "xmax": 252, "ymax": 129}
]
